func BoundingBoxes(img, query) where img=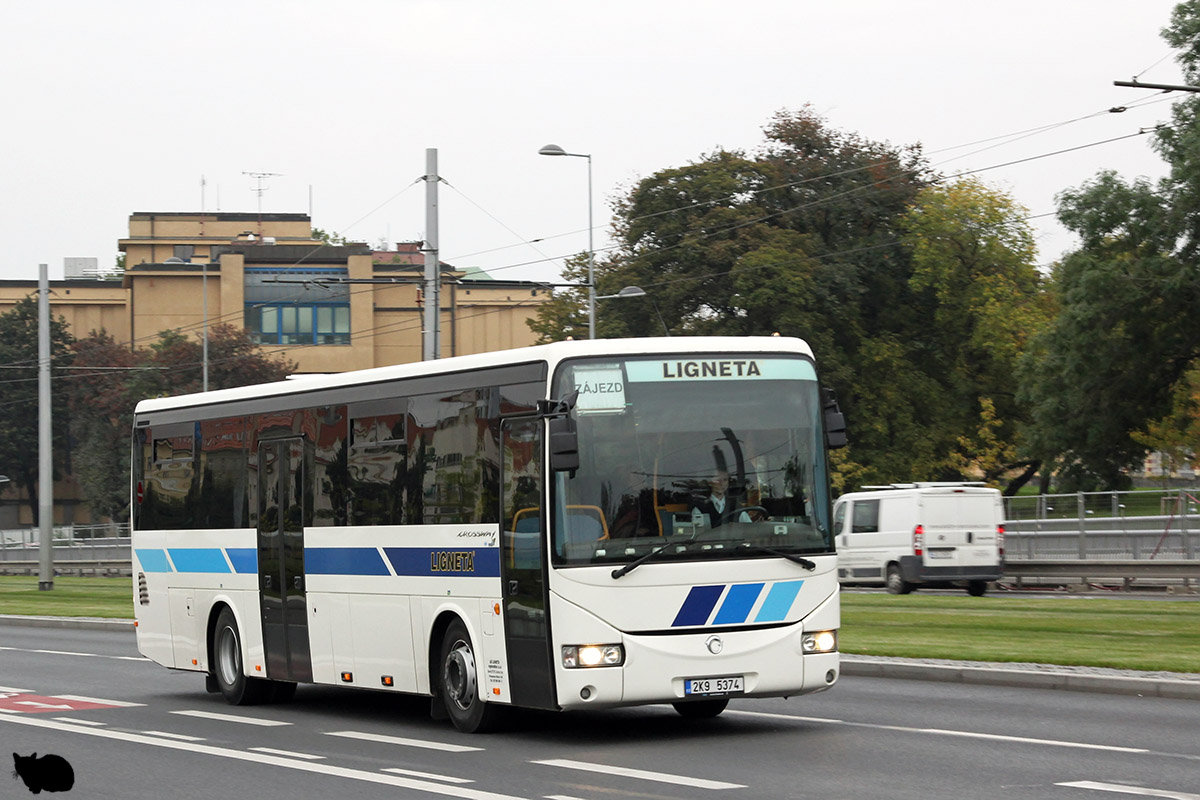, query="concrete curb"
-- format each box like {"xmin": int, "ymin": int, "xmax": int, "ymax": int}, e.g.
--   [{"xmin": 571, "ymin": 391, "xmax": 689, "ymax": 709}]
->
[
  {"xmin": 3, "ymin": 615, "xmax": 1197, "ymax": 701},
  {"xmin": 840, "ymin": 657, "xmax": 1200, "ymax": 700},
  {"xmin": 0, "ymin": 614, "xmax": 134, "ymax": 632}
]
